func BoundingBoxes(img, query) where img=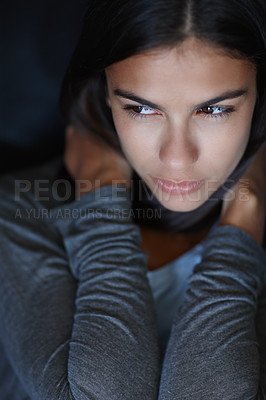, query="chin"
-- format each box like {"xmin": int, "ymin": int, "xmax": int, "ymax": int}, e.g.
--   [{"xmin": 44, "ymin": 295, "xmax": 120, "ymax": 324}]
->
[
  {"xmin": 151, "ymin": 186, "xmax": 210, "ymax": 212},
  {"xmin": 156, "ymin": 197, "xmax": 208, "ymax": 213}
]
